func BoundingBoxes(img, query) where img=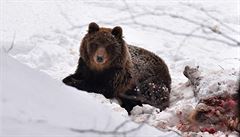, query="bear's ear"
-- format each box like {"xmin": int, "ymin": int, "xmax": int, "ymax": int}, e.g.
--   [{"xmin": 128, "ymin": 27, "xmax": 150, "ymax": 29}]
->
[
  {"xmin": 112, "ymin": 26, "xmax": 122, "ymax": 39},
  {"xmin": 88, "ymin": 22, "xmax": 99, "ymax": 33}
]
